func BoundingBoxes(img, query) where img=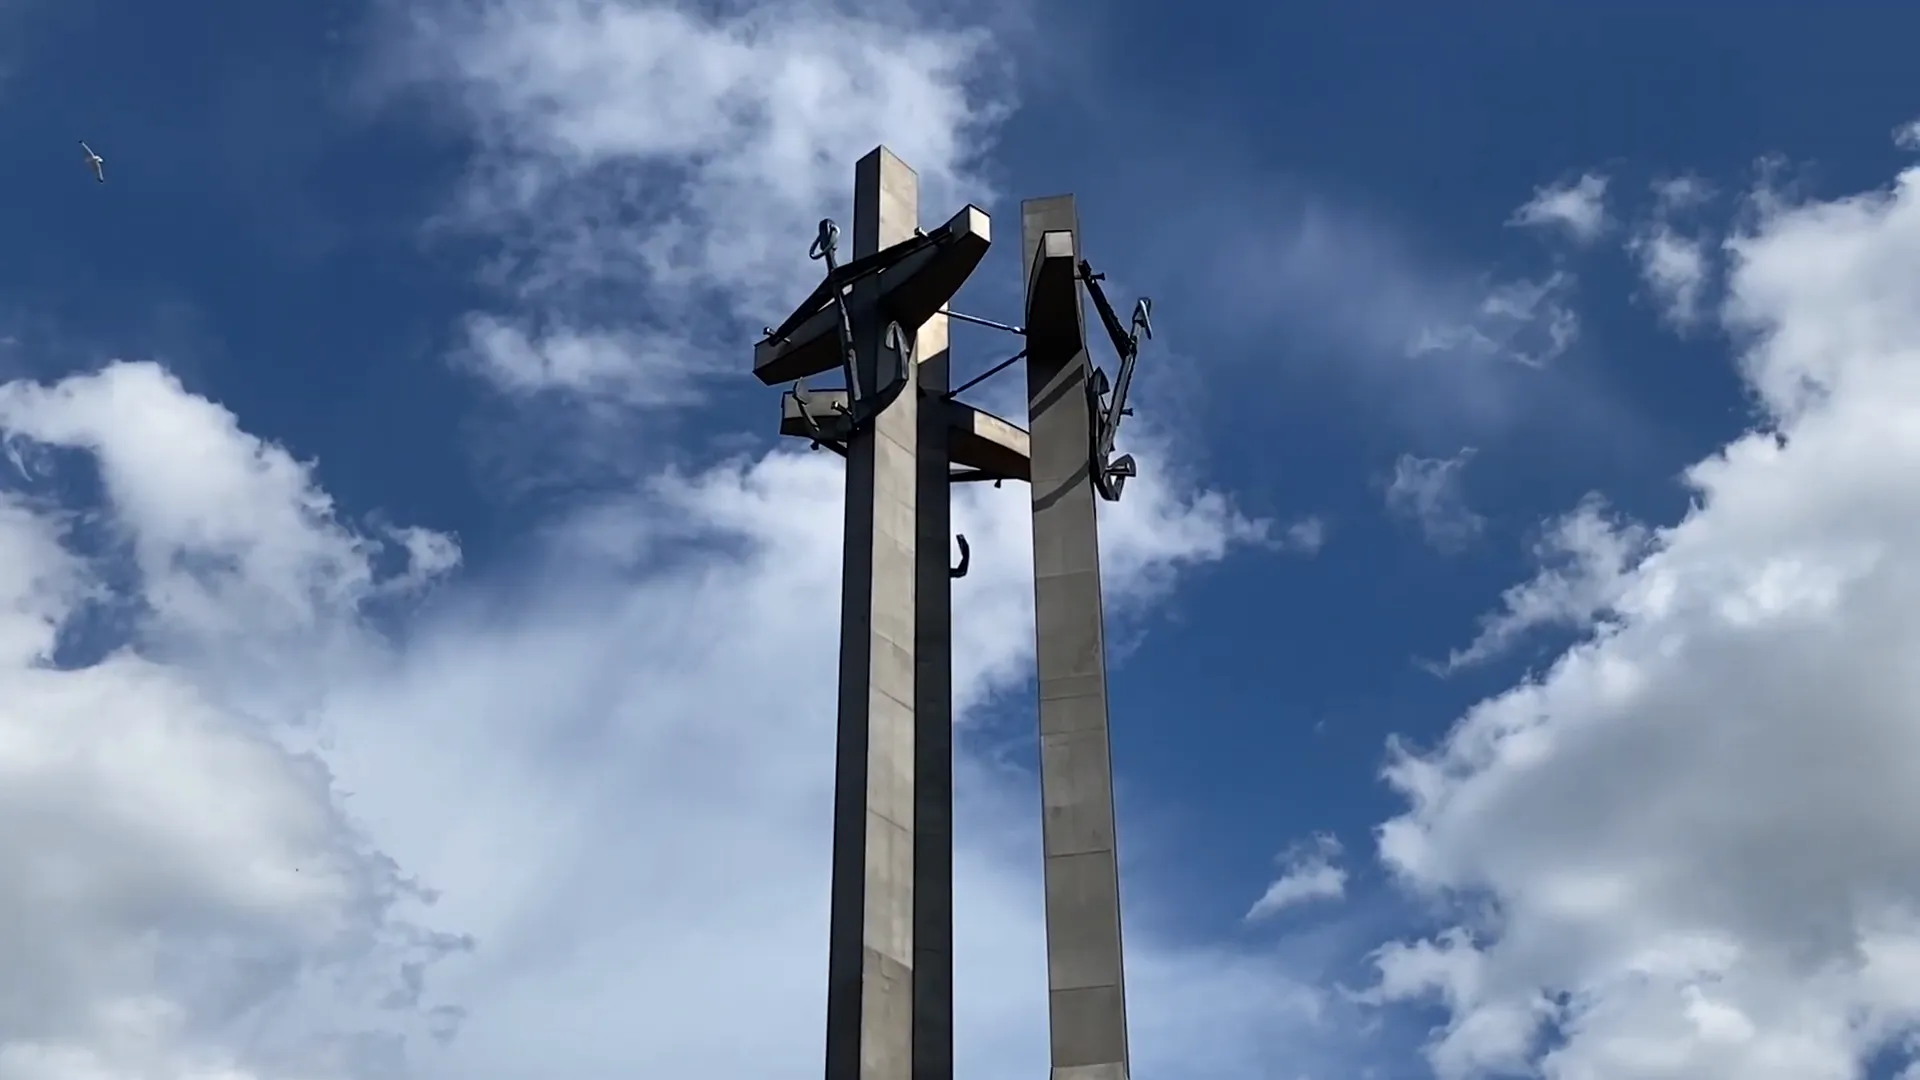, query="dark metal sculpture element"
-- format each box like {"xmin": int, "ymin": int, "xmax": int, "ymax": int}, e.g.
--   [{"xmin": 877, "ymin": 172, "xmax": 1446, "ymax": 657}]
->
[{"xmin": 1078, "ymin": 262, "xmax": 1153, "ymax": 502}]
